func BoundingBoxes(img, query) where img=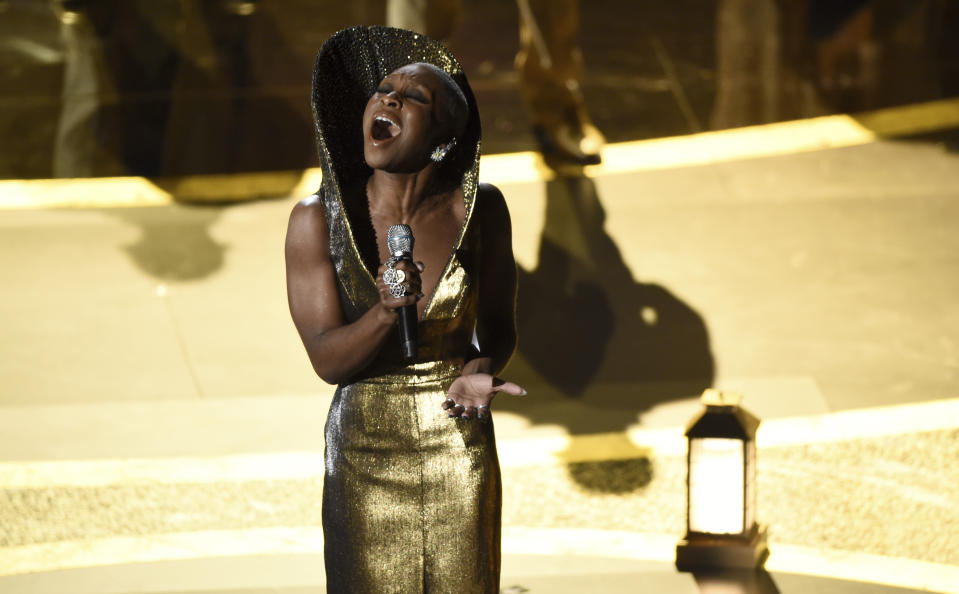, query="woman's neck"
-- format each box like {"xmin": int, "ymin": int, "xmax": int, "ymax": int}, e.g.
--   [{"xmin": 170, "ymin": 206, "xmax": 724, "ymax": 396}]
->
[{"xmin": 366, "ymin": 167, "xmax": 443, "ymax": 223}]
